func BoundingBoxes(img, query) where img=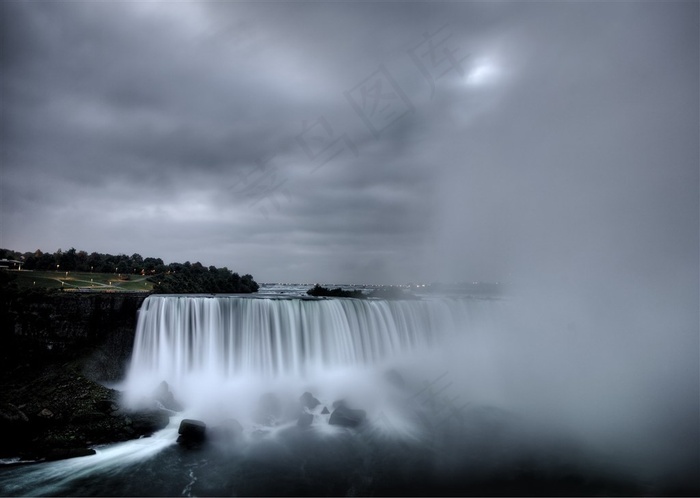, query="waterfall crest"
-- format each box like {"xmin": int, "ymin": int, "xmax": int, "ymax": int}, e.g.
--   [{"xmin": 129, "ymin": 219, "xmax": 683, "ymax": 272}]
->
[{"xmin": 127, "ymin": 294, "xmax": 488, "ymax": 382}]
